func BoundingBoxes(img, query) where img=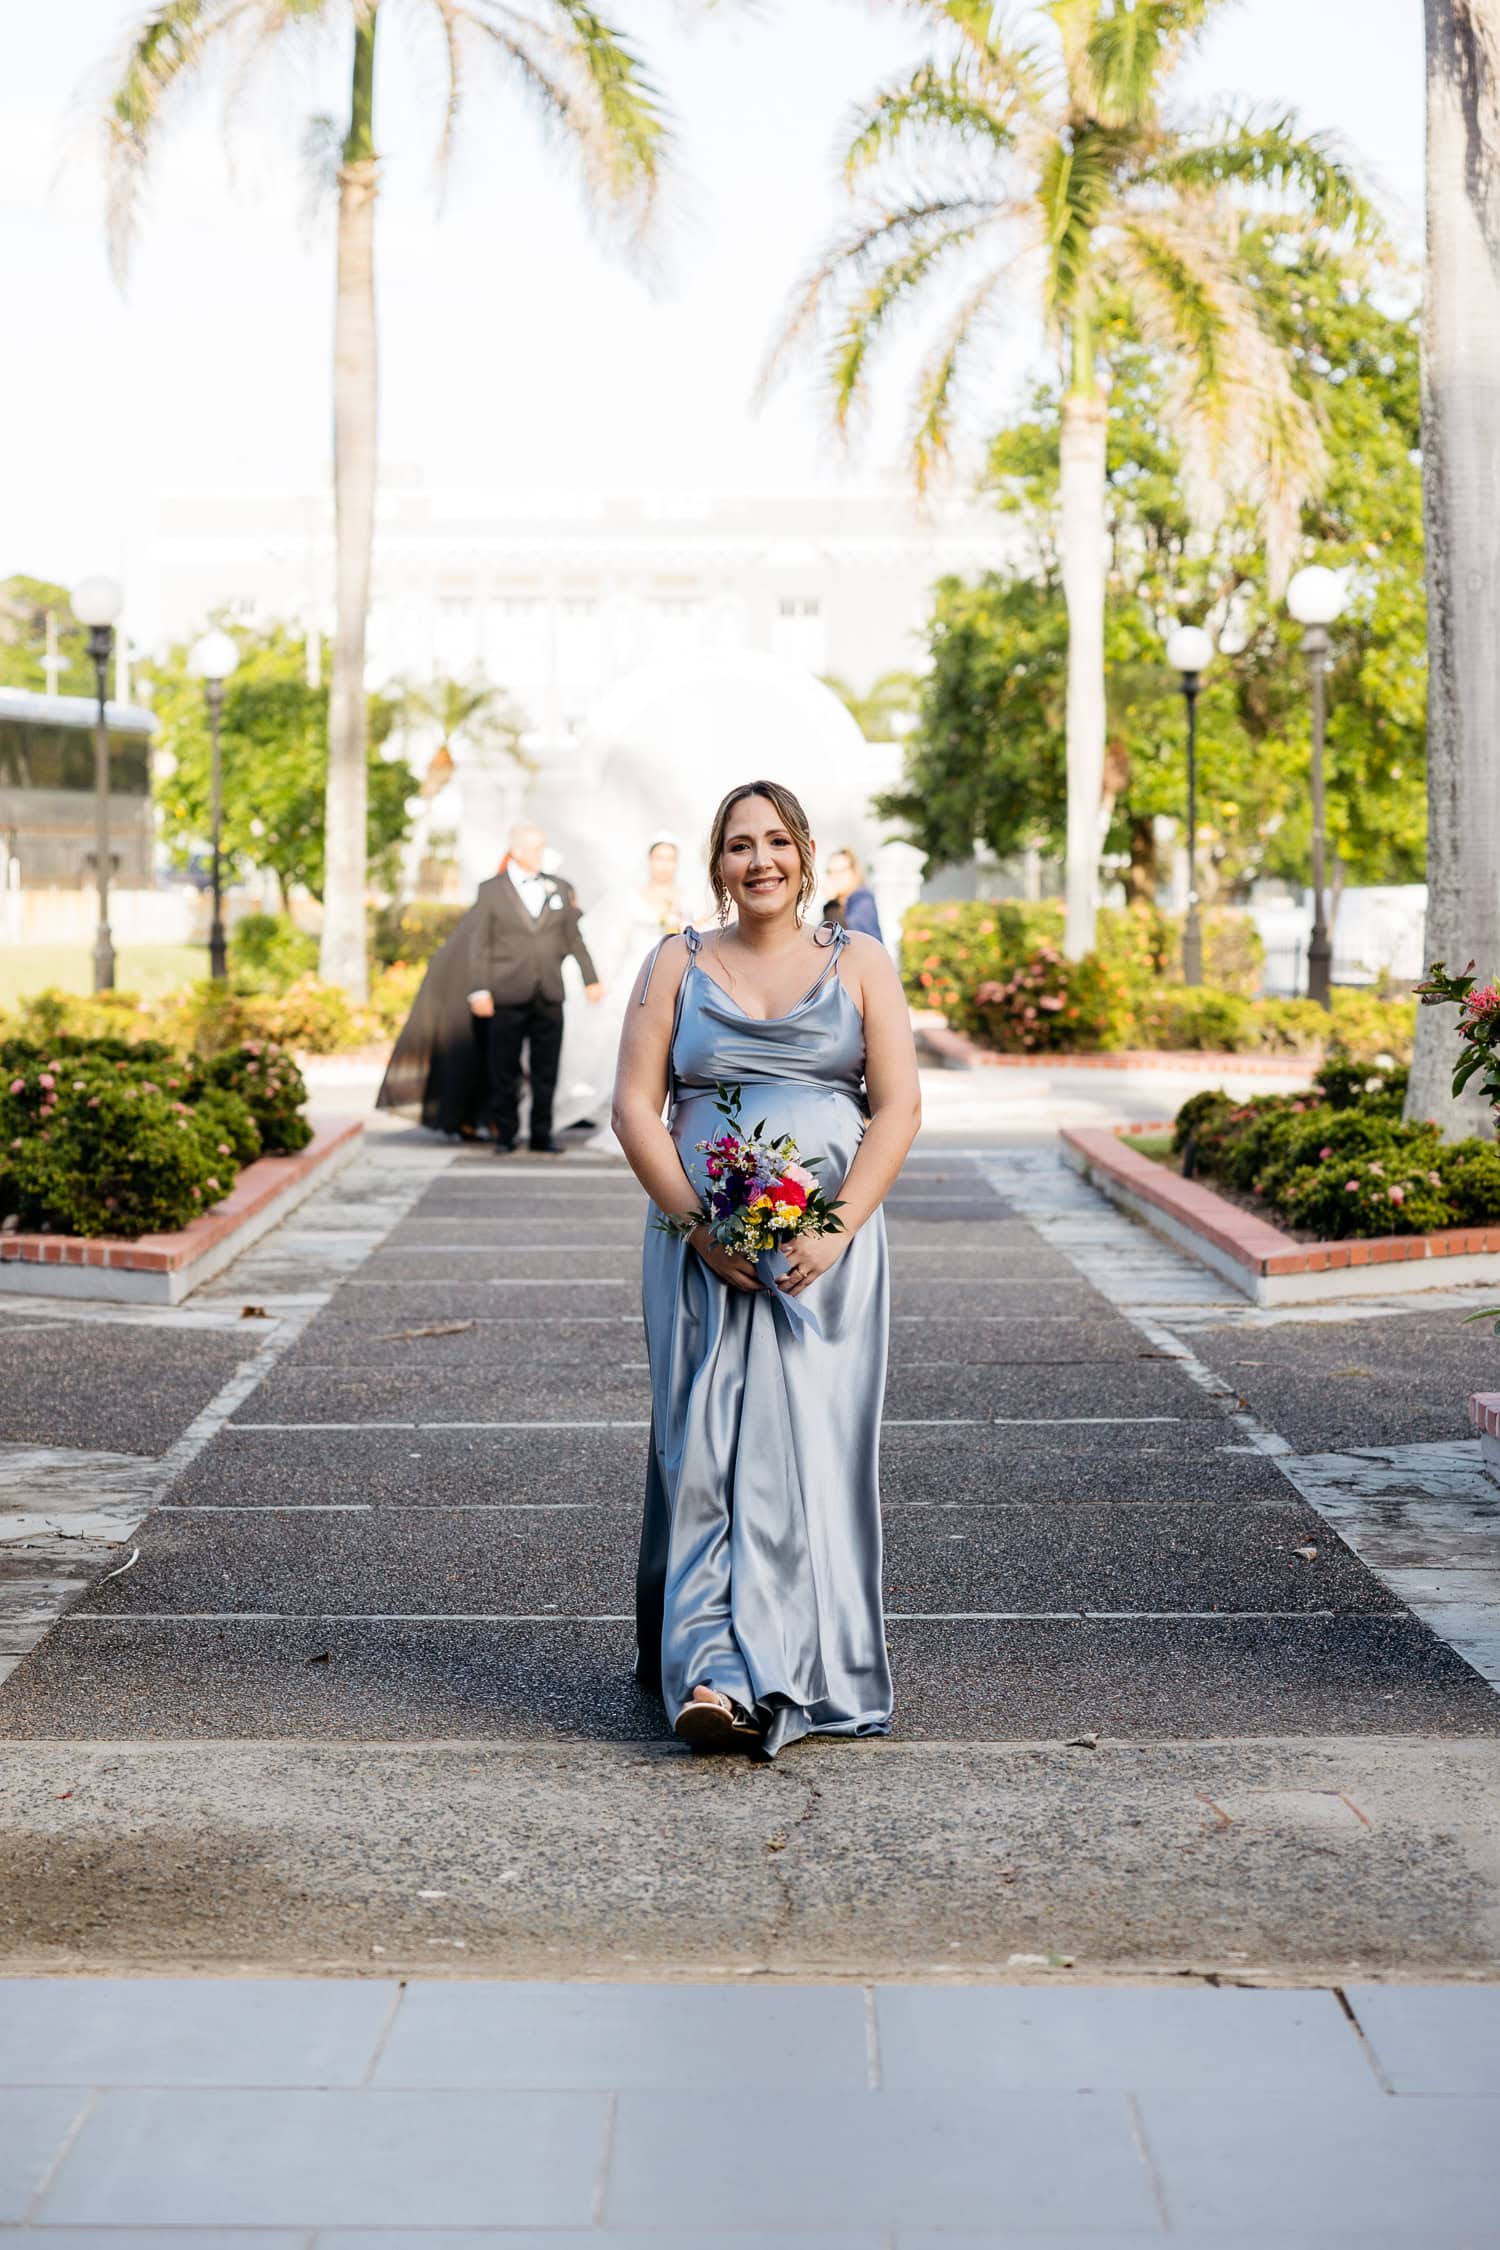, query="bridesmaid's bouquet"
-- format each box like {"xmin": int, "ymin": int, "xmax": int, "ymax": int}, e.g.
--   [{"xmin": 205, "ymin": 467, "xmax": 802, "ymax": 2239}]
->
[{"xmin": 658, "ymin": 1082, "xmax": 845, "ymax": 1260}]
